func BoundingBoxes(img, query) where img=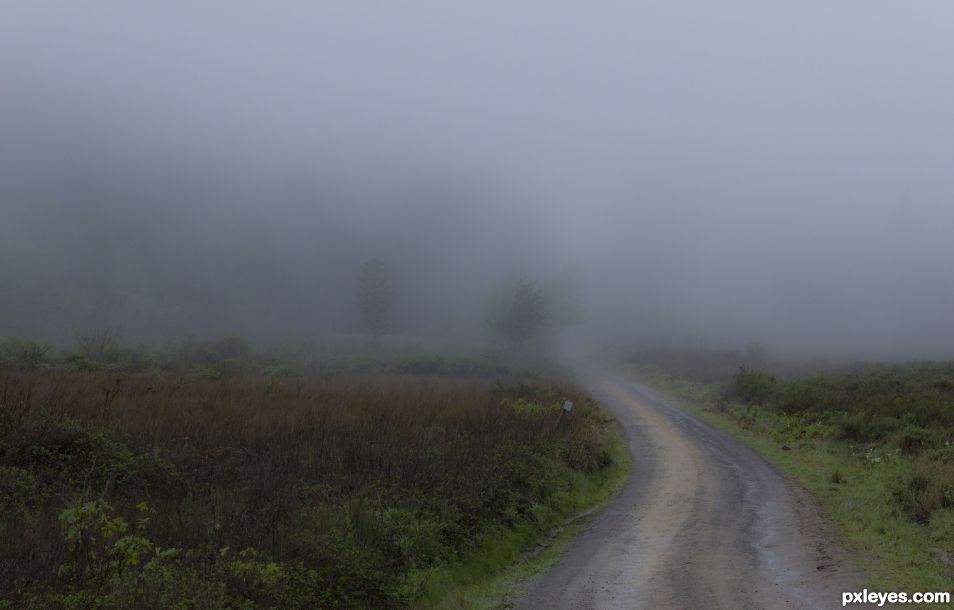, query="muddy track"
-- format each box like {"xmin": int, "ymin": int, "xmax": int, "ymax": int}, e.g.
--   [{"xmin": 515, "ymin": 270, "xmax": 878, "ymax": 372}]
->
[{"xmin": 513, "ymin": 369, "xmax": 864, "ymax": 610}]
